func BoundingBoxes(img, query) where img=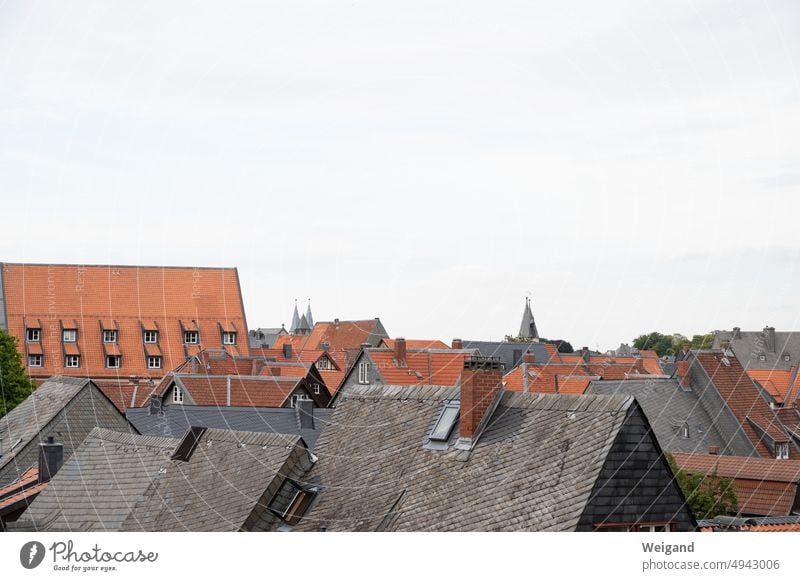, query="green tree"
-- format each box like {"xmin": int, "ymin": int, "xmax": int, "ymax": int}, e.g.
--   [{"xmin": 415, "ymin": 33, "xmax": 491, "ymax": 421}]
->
[
  {"xmin": 690, "ymin": 333, "xmax": 715, "ymax": 350},
  {"xmin": 0, "ymin": 329, "xmax": 36, "ymax": 418},
  {"xmin": 666, "ymin": 453, "xmax": 738, "ymax": 520},
  {"xmin": 632, "ymin": 332, "xmax": 679, "ymax": 356}
]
